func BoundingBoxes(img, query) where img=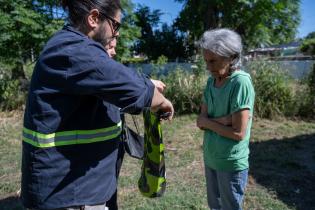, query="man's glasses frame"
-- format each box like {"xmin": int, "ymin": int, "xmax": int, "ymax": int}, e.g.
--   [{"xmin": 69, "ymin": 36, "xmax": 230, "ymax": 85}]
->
[{"xmin": 100, "ymin": 13, "xmax": 121, "ymax": 35}]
